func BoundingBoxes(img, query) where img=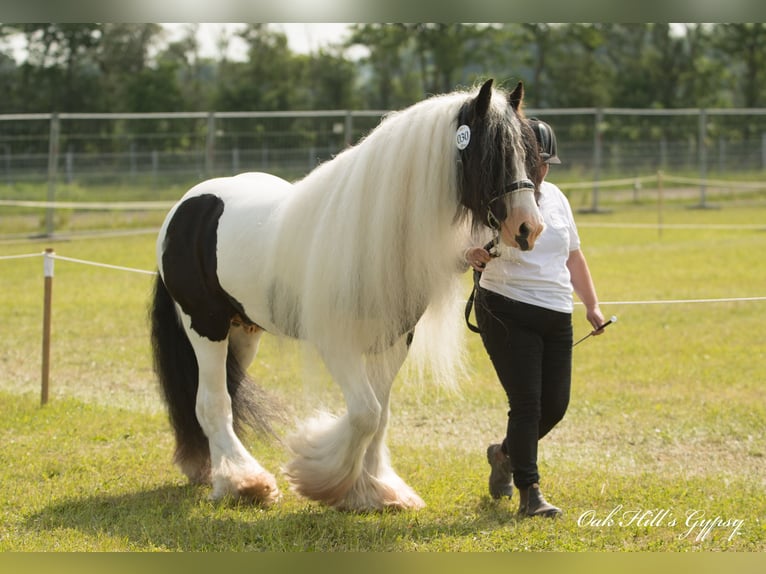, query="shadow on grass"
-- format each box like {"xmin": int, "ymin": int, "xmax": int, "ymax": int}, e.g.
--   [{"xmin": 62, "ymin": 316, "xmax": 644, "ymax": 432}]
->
[{"xmin": 24, "ymin": 483, "xmax": 522, "ymax": 551}]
